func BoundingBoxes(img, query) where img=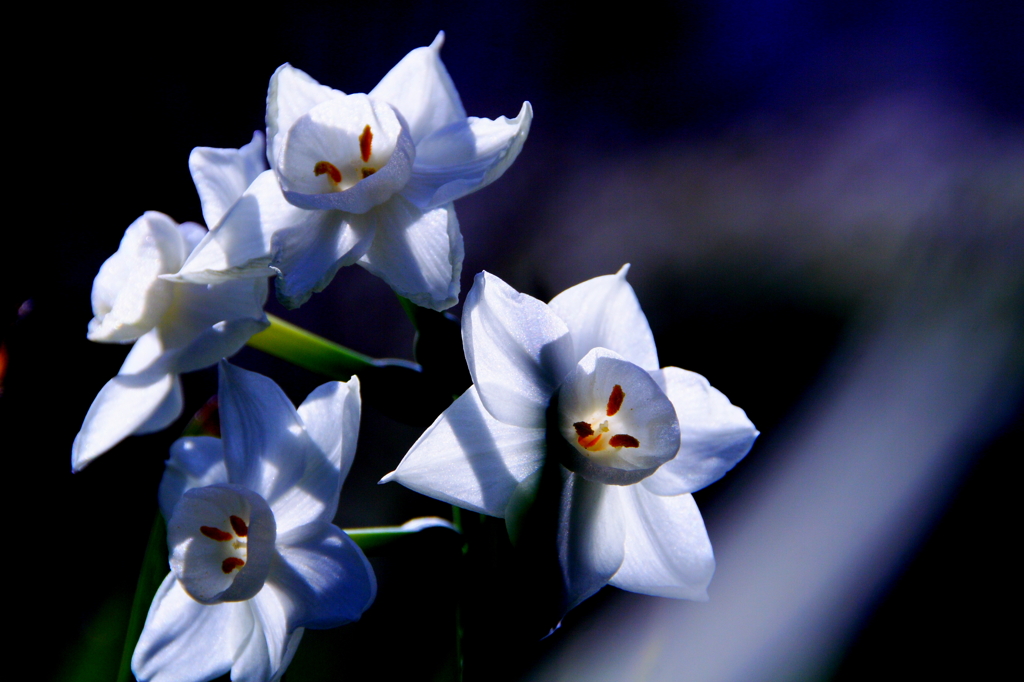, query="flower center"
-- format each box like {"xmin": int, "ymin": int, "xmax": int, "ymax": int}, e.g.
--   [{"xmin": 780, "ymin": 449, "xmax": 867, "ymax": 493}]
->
[
  {"xmin": 199, "ymin": 515, "xmax": 250, "ymax": 574},
  {"xmin": 167, "ymin": 484, "xmax": 276, "ymax": 604},
  {"xmin": 556, "ymin": 348, "xmax": 681, "ymax": 485},
  {"xmin": 312, "ymin": 125, "xmax": 381, "ymax": 191},
  {"xmin": 571, "ymin": 385, "xmax": 641, "ymax": 453}
]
